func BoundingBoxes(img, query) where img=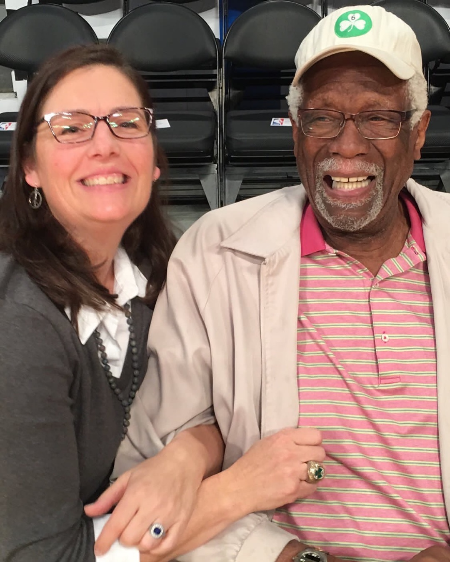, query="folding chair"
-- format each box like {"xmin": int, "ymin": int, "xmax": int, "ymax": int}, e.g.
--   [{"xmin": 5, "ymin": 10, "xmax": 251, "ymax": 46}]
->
[
  {"xmin": 222, "ymin": 0, "xmax": 320, "ymax": 205},
  {"xmin": 108, "ymin": 3, "xmax": 220, "ymax": 209},
  {"xmin": 0, "ymin": 4, "xmax": 98, "ymax": 174}
]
